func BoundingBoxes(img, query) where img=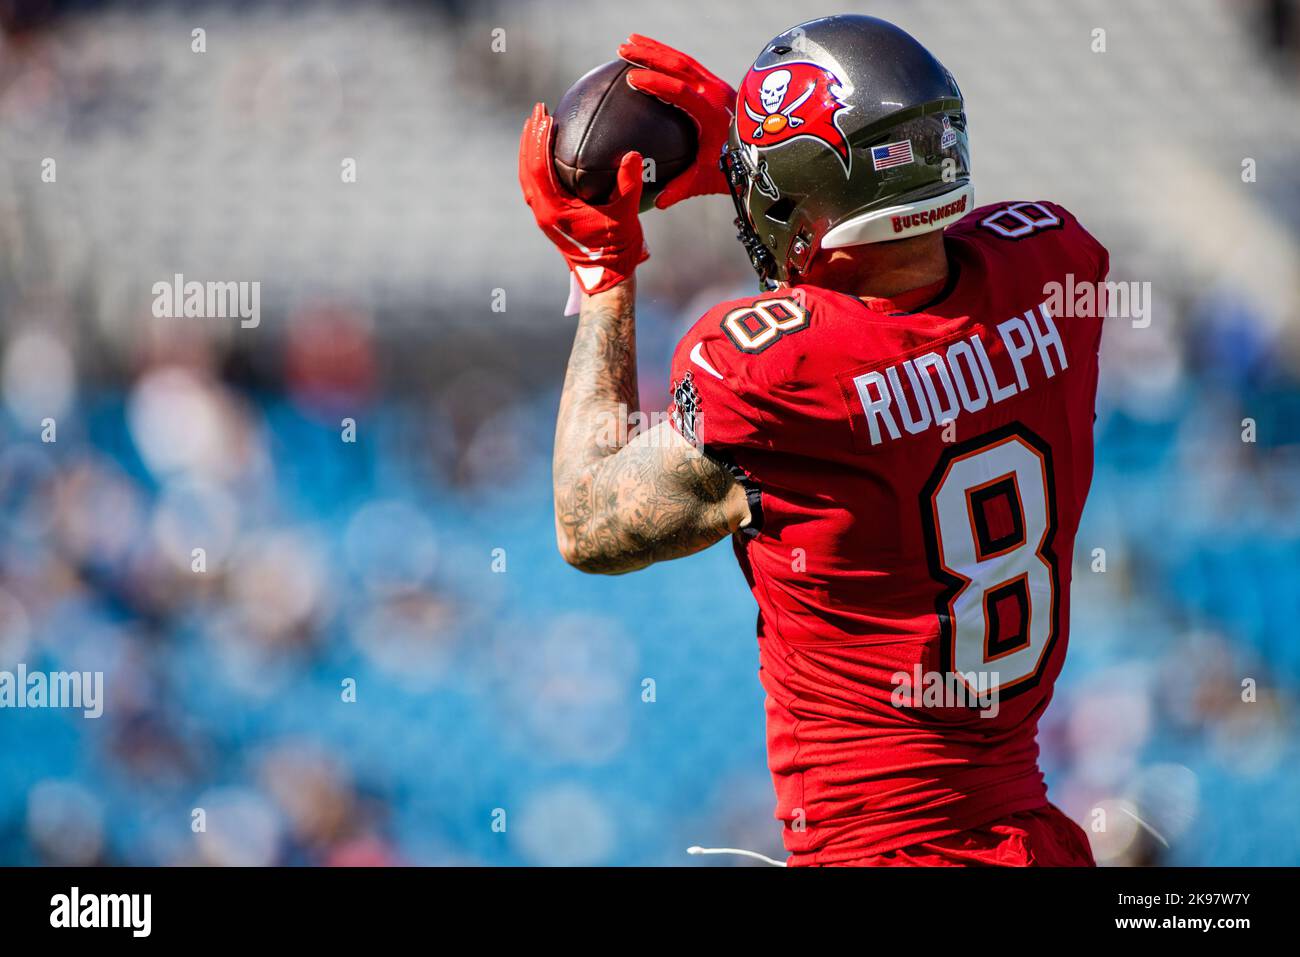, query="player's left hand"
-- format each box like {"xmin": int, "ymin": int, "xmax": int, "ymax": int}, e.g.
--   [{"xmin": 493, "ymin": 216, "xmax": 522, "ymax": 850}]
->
[
  {"xmin": 618, "ymin": 34, "xmax": 736, "ymax": 209},
  {"xmin": 518, "ymin": 103, "xmax": 647, "ymax": 296}
]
